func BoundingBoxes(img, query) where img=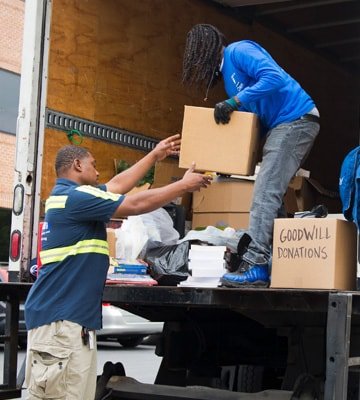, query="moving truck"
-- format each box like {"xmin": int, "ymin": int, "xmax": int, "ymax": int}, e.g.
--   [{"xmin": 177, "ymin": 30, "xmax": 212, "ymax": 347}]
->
[{"xmin": 3, "ymin": 0, "xmax": 360, "ymax": 399}]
